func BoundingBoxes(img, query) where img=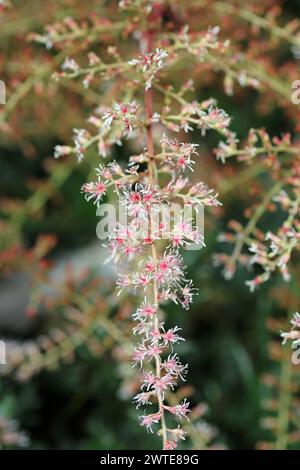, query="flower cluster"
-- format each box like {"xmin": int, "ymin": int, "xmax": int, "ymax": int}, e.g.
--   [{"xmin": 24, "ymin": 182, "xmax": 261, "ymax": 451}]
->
[
  {"xmin": 79, "ymin": 120, "xmax": 221, "ymax": 448},
  {"xmin": 81, "ymin": 179, "xmax": 106, "ymax": 207},
  {"xmin": 102, "ymin": 101, "xmax": 140, "ymax": 137},
  {"xmin": 215, "ymin": 128, "xmax": 300, "ymax": 291},
  {"xmin": 160, "ymin": 135, "xmax": 199, "ymax": 172},
  {"xmin": 129, "ymin": 48, "xmax": 168, "ymax": 90}
]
